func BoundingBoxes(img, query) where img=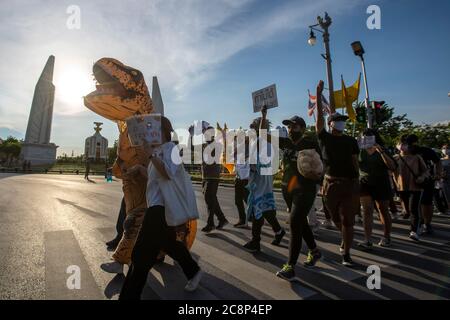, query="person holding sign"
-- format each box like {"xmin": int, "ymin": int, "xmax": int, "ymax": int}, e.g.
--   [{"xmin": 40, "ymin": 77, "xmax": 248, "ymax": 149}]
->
[
  {"xmin": 243, "ymin": 107, "xmax": 285, "ymax": 253},
  {"xmin": 357, "ymin": 129, "xmax": 397, "ymax": 250},
  {"xmin": 315, "ymin": 80, "xmax": 360, "ymax": 267},
  {"xmin": 120, "ymin": 116, "xmax": 201, "ymax": 299}
]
